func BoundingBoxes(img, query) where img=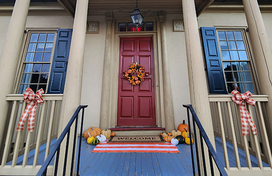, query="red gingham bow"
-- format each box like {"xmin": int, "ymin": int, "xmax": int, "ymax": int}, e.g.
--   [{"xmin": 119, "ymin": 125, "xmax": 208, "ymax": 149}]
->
[
  {"xmin": 16, "ymin": 87, "xmax": 44, "ymax": 132},
  {"xmin": 231, "ymin": 90, "xmax": 257, "ymax": 136}
]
